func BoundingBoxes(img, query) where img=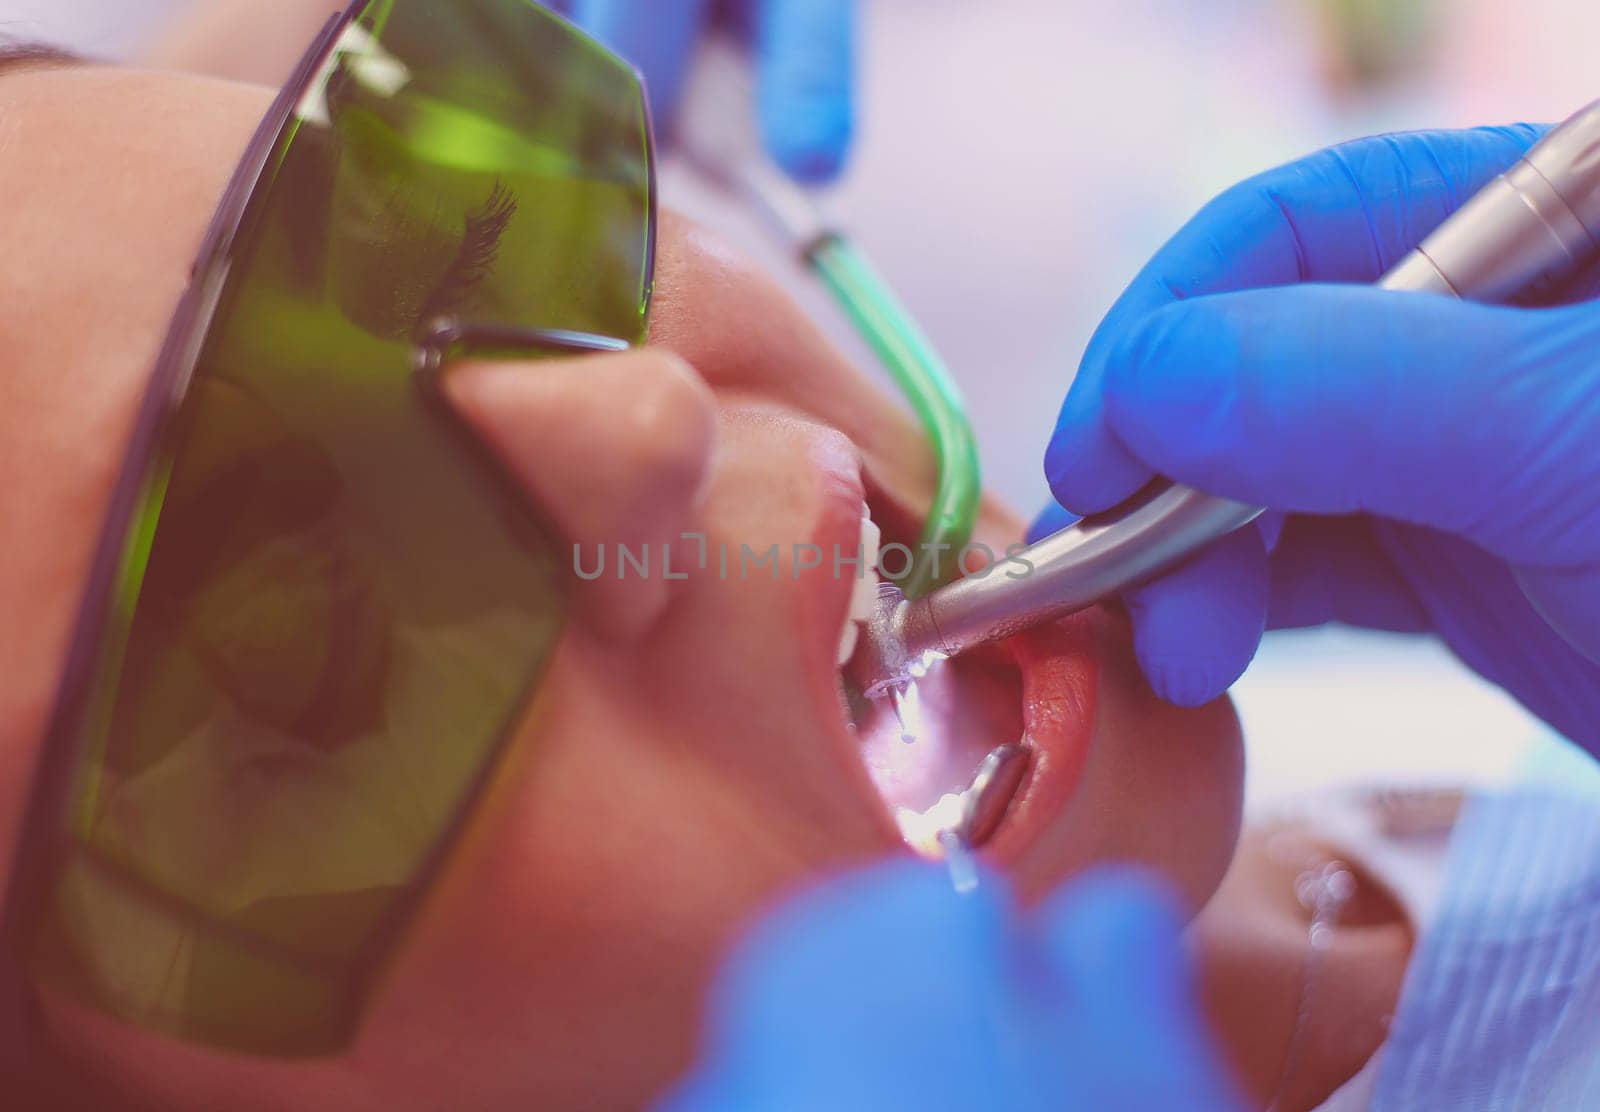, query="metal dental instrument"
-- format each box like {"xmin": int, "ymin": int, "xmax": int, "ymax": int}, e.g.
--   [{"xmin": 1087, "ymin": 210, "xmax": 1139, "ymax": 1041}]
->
[
  {"xmin": 956, "ymin": 743, "xmax": 1031, "ymax": 848},
  {"xmin": 851, "ymin": 98, "xmax": 1600, "ymax": 695},
  {"xmin": 922, "ymin": 743, "xmax": 1031, "ymax": 893}
]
